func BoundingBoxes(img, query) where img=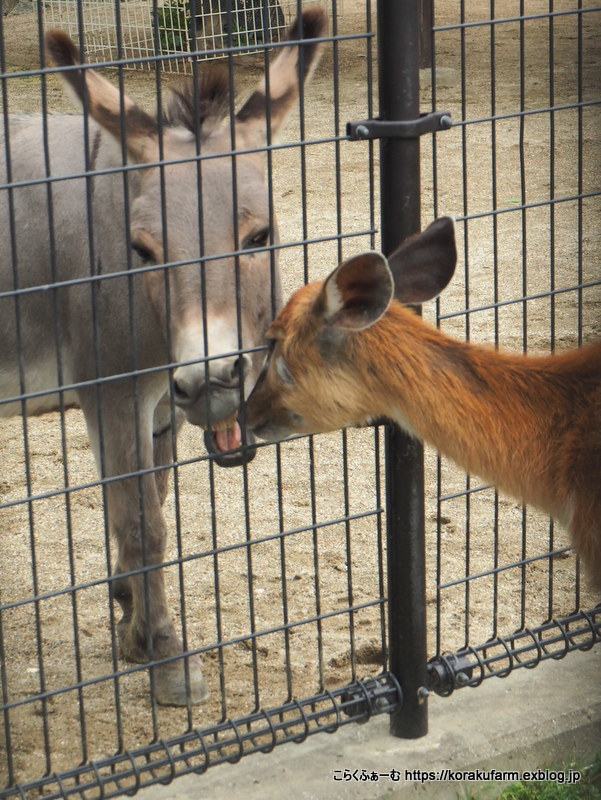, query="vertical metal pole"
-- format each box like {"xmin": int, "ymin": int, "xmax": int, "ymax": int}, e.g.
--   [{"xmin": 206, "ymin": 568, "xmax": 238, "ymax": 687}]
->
[
  {"xmin": 420, "ymin": 0, "xmax": 433, "ymax": 69},
  {"xmin": 378, "ymin": 0, "xmax": 428, "ymax": 738}
]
